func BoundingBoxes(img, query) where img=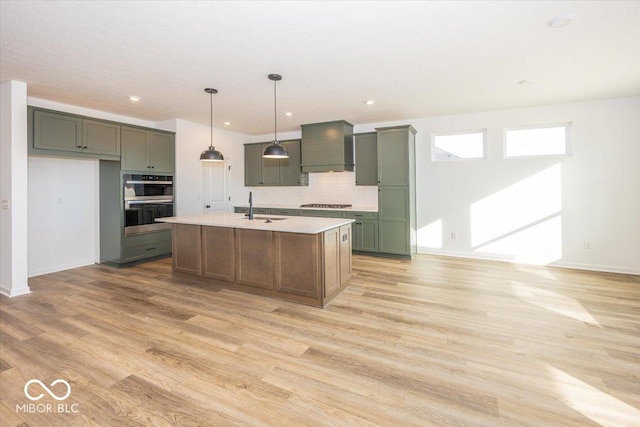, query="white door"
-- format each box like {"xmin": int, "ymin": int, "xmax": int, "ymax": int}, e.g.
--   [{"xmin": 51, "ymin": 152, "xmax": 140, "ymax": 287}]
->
[{"xmin": 202, "ymin": 161, "xmax": 229, "ymax": 213}]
